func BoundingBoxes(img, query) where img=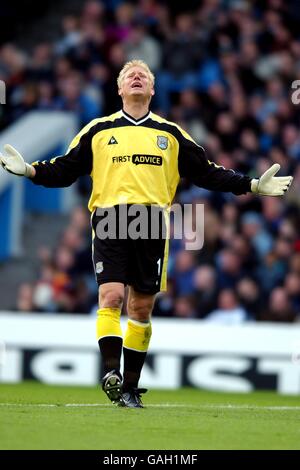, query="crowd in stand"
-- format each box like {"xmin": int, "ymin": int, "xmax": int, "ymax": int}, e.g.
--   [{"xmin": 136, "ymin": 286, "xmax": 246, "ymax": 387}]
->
[{"xmin": 1, "ymin": 0, "xmax": 300, "ymax": 322}]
